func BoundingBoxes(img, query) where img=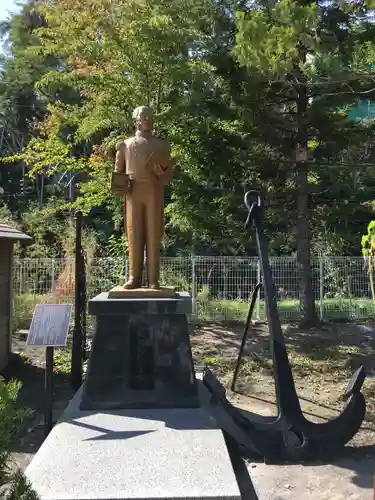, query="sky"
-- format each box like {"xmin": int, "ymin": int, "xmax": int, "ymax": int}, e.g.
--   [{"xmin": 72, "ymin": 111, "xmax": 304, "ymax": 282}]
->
[
  {"xmin": 0, "ymin": 0, "xmax": 21, "ymax": 23},
  {"xmin": 0, "ymin": 0, "xmax": 22, "ymax": 54}
]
